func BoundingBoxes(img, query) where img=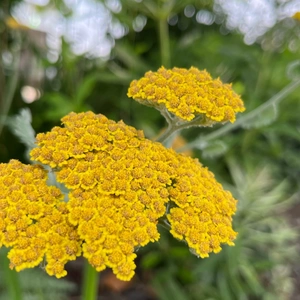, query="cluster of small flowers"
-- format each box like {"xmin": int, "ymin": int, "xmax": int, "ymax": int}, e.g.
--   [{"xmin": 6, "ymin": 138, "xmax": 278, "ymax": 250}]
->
[
  {"xmin": 0, "ymin": 160, "xmax": 81, "ymax": 278},
  {"xmin": 30, "ymin": 111, "xmax": 236, "ymax": 280},
  {"xmin": 128, "ymin": 66, "xmax": 245, "ymax": 123}
]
